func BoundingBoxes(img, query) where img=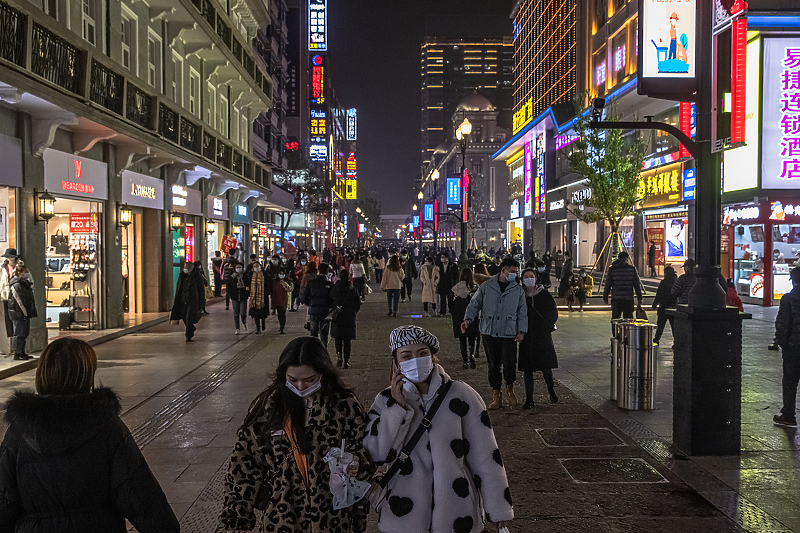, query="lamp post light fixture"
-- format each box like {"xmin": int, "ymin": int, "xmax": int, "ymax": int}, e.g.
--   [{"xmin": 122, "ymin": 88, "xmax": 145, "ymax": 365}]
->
[
  {"xmin": 34, "ymin": 189, "xmax": 56, "ymax": 225},
  {"xmin": 412, "ymin": 204, "xmax": 417, "ymax": 212},
  {"xmin": 233, "ymin": 225, "xmax": 241, "ymax": 237},
  {"xmin": 457, "ymin": 117, "xmax": 472, "ymax": 263},
  {"xmin": 206, "ymin": 221, "xmax": 216, "ymax": 235},
  {"xmin": 117, "ymin": 203, "xmax": 133, "ymax": 228},
  {"xmin": 170, "ymin": 213, "xmax": 182, "ymax": 230},
  {"xmin": 418, "ymin": 191, "xmax": 423, "ymax": 201}
]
